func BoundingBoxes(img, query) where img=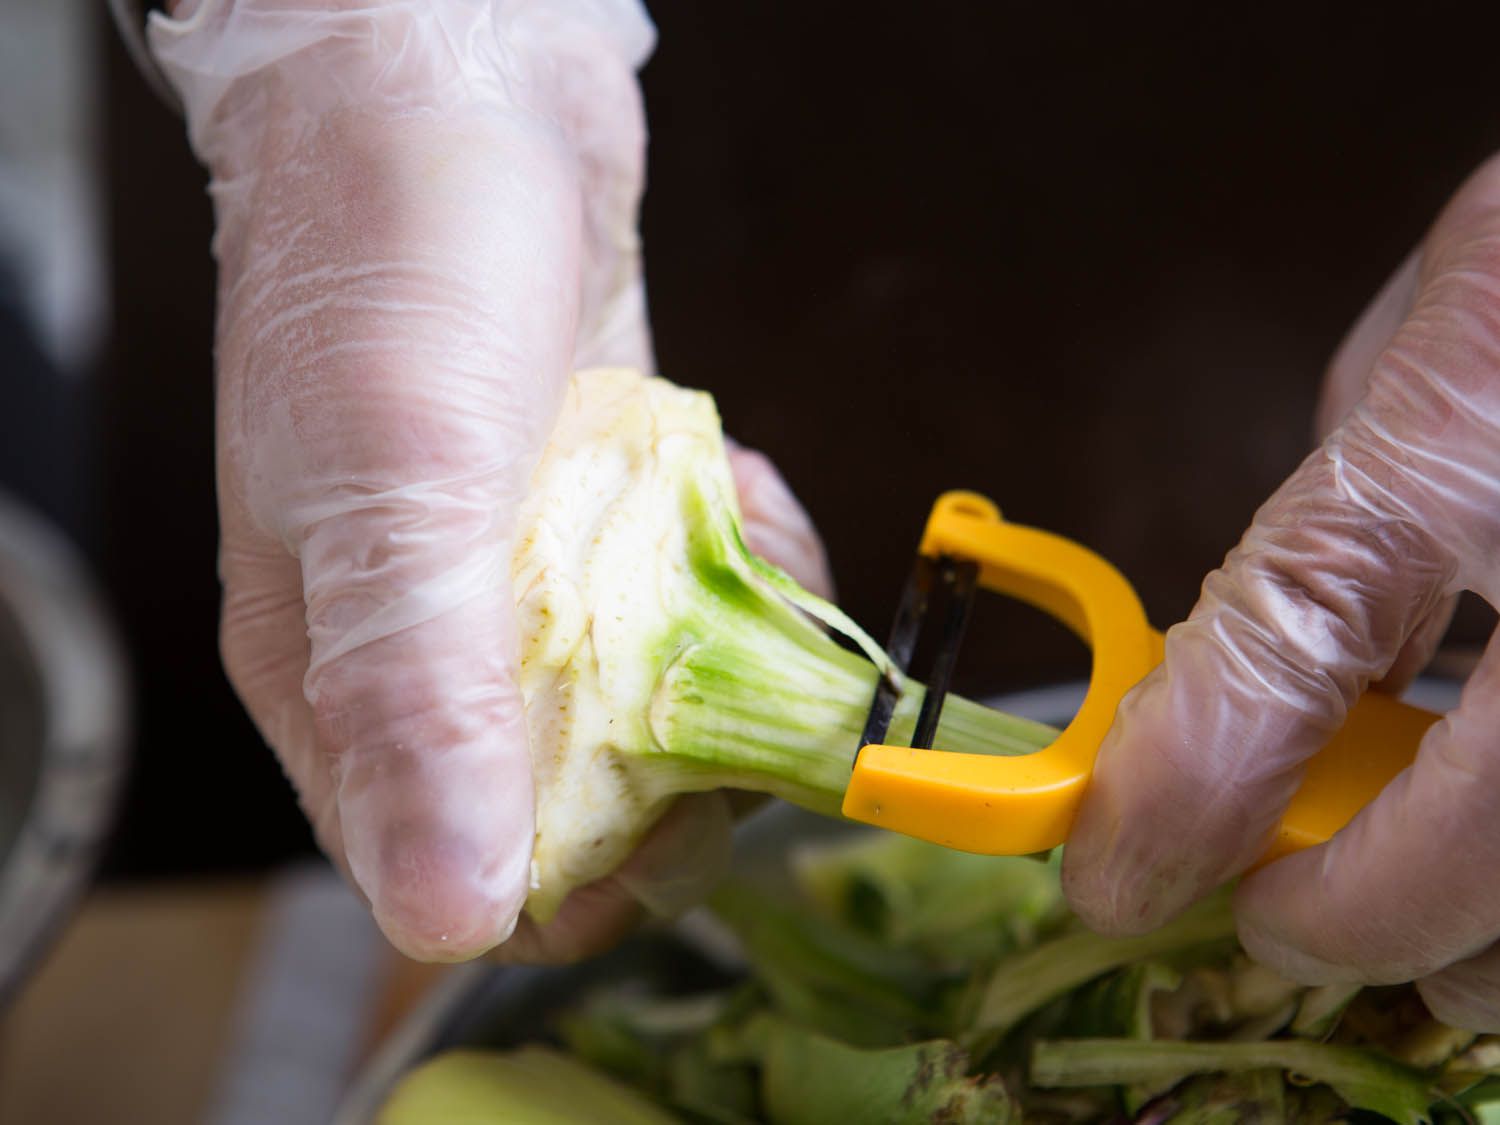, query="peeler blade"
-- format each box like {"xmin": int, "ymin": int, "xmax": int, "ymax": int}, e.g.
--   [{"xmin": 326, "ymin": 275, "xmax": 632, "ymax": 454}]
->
[
  {"xmin": 910, "ymin": 558, "xmax": 978, "ymax": 750},
  {"xmin": 856, "ymin": 552, "xmax": 978, "ymax": 764},
  {"xmin": 856, "ymin": 553, "xmax": 936, "ymax": 761}
]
